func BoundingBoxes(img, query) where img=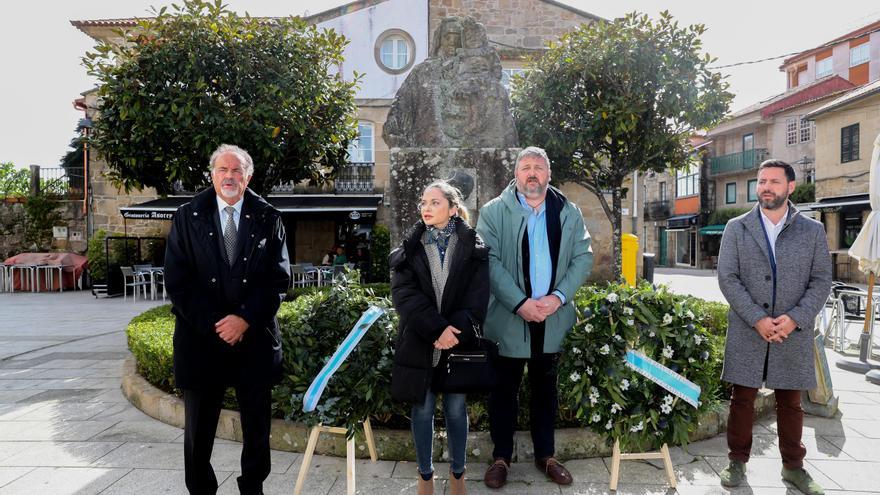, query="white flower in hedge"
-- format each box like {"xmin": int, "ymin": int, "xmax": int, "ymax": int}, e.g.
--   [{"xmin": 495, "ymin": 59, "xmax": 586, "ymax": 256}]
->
[
  {"xmin": 694, "ymin": 334, "xmax": 704, "ymax": 345},
  {"xmin": 626, "ymin": 319, "xmax": 635, "ymax": 327},
  {"xmin": 610, "ymin": 403, "xmax": 622, "ymax": 414},
  {"xmin": 686, "ymin": 310, "xmax": 695, "ymax": 320},
  {"xmin": 648, "ymin": 330, "xmax": 656, "ymax": 338},
  {"xmin": 614, "ymin": 334, "xmax": 623, "ymax": 342},
  {"xmin": 606, "ymin": 292, "xmax": 619, "ymax": 303},
  {"xmin": 599, "ymin": 344, "xmax": 610, "ymax": 355},
  {"xmin": 688, "ymin": 357, "xmax": 696, "ymax": 364},
  {"xmin": 591, "ymin": 413, "xmax": 601, "ymax": 423},
  {"xmin": 623, "ymin": 306, "xmax": 633, "ymax": 315},
  {"xmin": 620, "ymin": 379, "xmax": 630, "ymax": 391},
  {"xmin": 570, "ymin": 372, "xmax": 581, "ymax": 383},
  {"xmin": 572, "ymin": 347, "xmax": 582, "ymax": 354},
  {"xmin": 662, "ymin": 394, "xmax": 674, "ymax": 405},
  {"xmin": 630, "ymin": 421, "xmax": 644, "ymax": 432},
  {"xmin": 662, "ymin": 313, "xmax": 673, "ymax": 325},
  {"xmin": 662, "ymin": 345, "xmax": 674, "ymax": 358},
  {"xmin": 584, "ymin": 323, "xmax": 594, "ymax": 333},
  {"xmin": 605, "ymin": 420, "xmax": 614, "ymax": 430},
  {"xmin": 660, "ymin": 403, "xmax": 673, "ymax": 414},
  {"xmin": 586, "ymin": 367, "xmax": 594, "ymax": 376}
]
